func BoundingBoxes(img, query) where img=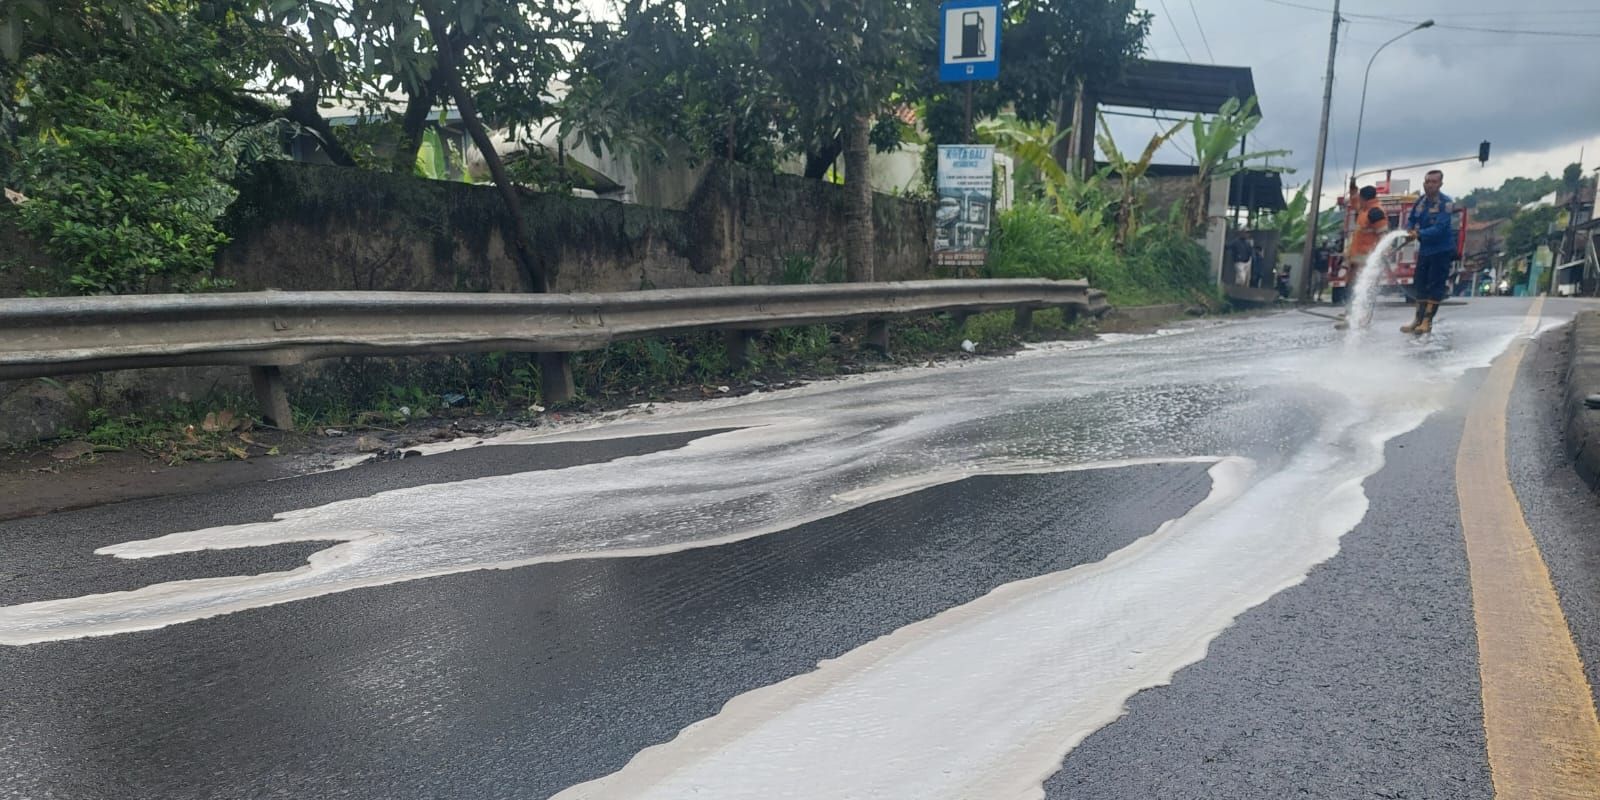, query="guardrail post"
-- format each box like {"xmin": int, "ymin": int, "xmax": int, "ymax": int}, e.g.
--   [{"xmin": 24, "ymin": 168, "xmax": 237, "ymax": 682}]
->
[
  {"xmin": 1012, "ymin": 307, "xmax": 1035, "ymax": 334},
  {"xmin": 864, "ymin": 320, "xmax": 890, "ymax": 353},
  {"xmin": 249, "ymin": 366, "xmax": 294, "ymax": 430},
  {"xmin": 724, "ymin": 330, "xmax": 755, "ymax": 369},
  {"xmin": 539, "ymin": 352, "xmax": 576, "ymax": 404}
]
